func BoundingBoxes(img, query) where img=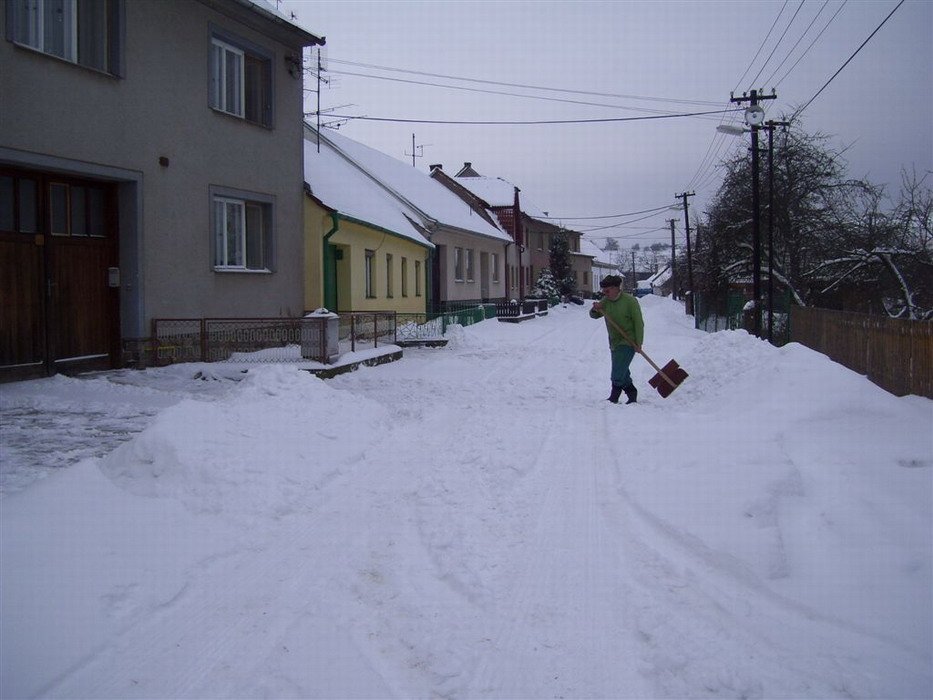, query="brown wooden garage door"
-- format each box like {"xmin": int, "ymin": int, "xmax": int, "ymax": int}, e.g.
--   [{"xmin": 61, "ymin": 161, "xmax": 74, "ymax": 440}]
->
[{"xmin": 0, "ymin": 169, "xmax": 119, "ymax": 380}]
